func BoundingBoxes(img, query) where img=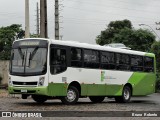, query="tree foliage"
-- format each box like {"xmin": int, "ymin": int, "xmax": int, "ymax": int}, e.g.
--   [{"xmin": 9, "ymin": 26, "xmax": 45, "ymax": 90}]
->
[
  {"xmin": 151, "ymin": 41, "xmax": 160, "ymax": 72},
  {"xmin": 151, "ymin": 41, "xmax": 160, "ymax": 92},
  {"xmin": 96, "ymin": 19, "xmax": 156, "ymax": 52},
  {"xmin": 0, "ymin": 24, "xmax": 24, "ymax": 60},
  {"xmin": 30, "ymin": 34, "xmax": 40, "ymax": 38}
]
